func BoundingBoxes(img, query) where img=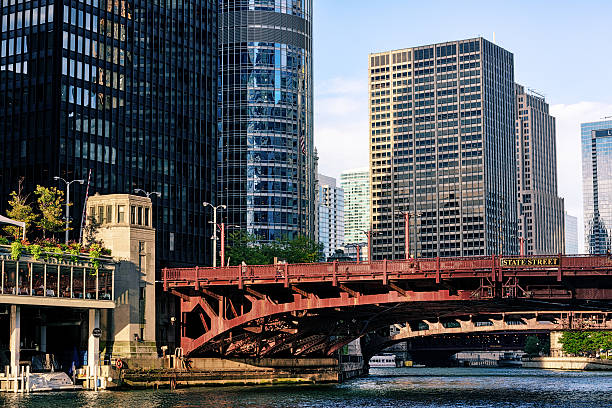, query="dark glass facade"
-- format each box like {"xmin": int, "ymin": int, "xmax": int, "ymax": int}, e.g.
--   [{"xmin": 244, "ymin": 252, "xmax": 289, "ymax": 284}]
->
[
  {"xmin": 369, "ymin": 38, "xmax": 518, "ymax": 259},
  {"xmin": 0, "ymin": 1, "xmax": 218, "ymax": 268},
  {"xmin": 218, "ymin": 0, "xmax": 315, "ymax": 241}
]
